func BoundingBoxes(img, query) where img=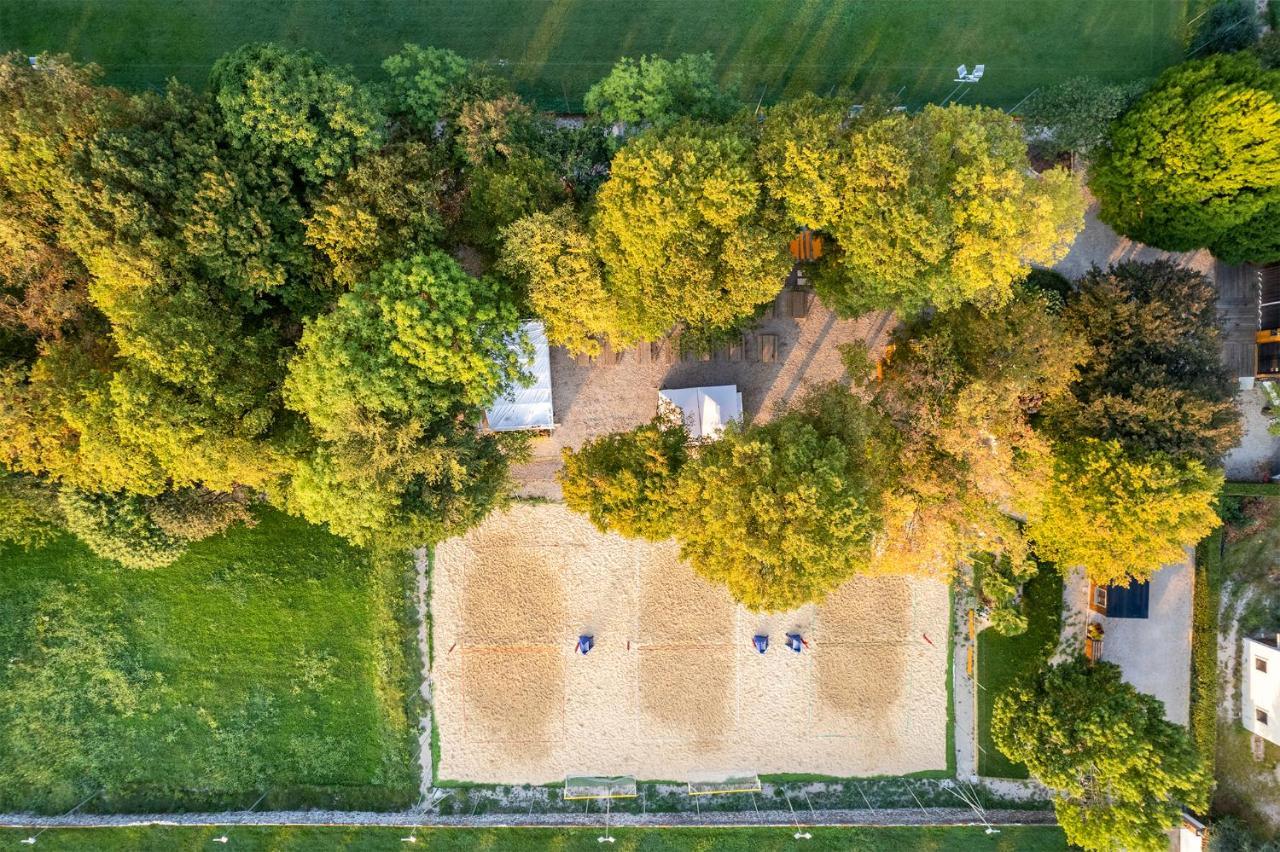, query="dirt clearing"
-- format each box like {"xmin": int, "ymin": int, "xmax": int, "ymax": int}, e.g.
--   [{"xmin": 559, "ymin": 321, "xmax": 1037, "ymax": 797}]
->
[{"xmin": 432, "ymin": 503, "xmax": 949, "ymax": 784}]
